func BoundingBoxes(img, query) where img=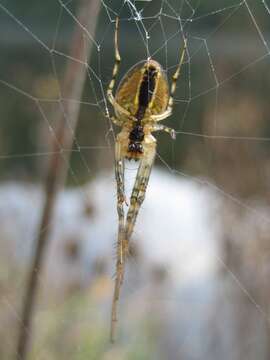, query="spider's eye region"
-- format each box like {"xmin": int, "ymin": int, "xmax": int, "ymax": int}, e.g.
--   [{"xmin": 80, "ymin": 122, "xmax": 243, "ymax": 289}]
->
[{"xmin": 128, "ymin": 142, "xmax": 143, "ymax": 154}]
